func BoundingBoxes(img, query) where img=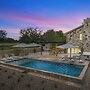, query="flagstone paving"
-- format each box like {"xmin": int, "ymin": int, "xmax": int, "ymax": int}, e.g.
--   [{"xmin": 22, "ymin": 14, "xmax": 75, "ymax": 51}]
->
[{"xmin": 0, "ymin": 52, "xmax": 90, "ymax": 90}]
